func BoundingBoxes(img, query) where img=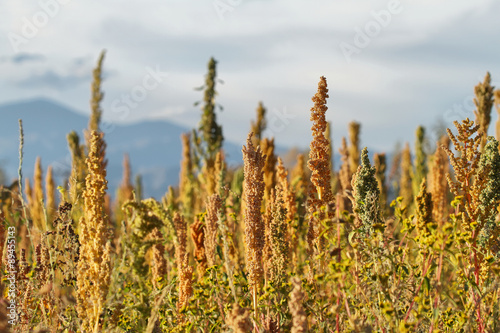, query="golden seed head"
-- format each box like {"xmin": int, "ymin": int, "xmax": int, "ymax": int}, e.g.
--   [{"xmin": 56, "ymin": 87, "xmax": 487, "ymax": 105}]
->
[{"xmin": 242, "ymin": 132, "xmax": 266, "ymax": 288}]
